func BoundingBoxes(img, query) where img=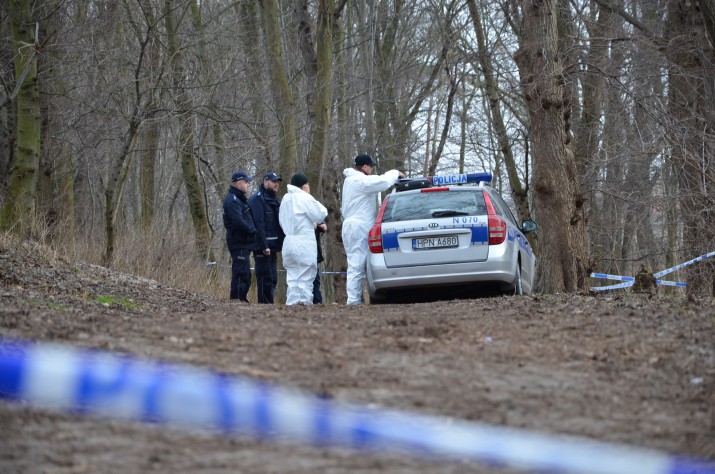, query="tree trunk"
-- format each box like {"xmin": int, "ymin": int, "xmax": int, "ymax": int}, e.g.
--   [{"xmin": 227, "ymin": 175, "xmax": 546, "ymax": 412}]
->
[
  {"xmin": 1, "ymin": 0, "xmax": 41, "ymax": 235},
  {"xmin": 140, "ymin": 120, "xmax": 158, "ymax": 233},
  {"xmin": 263, "ymin": 0, "xmax": 298, "ymax": 181},
  {"xmin": 666, "ymin": 0, "xmax": 715, "ymax": 297},
  {"xmin": 467, "ymin": 0, "xmax": 530, "ymax": 223},
  {"xmin": 235, "ymin": 1, "xmax": 271, "ymax": 173},
  {"xmin": 191, "ymin": 0, "xmax": 226, "ymax": 204},
  {"xmin": 305, "ymin": 0, "xmax": 334, "ymax": 193},
  {"xmin": 58, "ymin": 143, "xmax": 75, "ymax": 247},
  {"xmin": 573, "ymin": 3, "xmax": 609, "ymax": 246},
  {"xmin": 104, "ymin": 119, "xmax": 141, "ymax": 265},
  {"xmin": 165, "ymin": 0, "xmax": 212, "ymax": 261},
  {"xmin": 426, "ymin": 76, "xmax": 457, "ymax": 177},
  {"xmin": 514, "ymin": 0, "xmax": 589, "ymax": 293},
  {"xmin": 138, "ymin": 0, "xmax": 160, "ymax": 234}
]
